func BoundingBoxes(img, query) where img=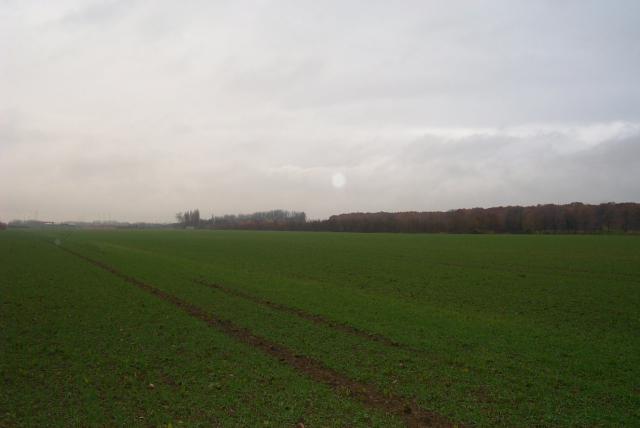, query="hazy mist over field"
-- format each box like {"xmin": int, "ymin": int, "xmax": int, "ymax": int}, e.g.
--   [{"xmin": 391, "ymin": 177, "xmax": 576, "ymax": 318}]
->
[{"xmin": 1, "ymin": 0, "xmax": 639, "ymax": 222}]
